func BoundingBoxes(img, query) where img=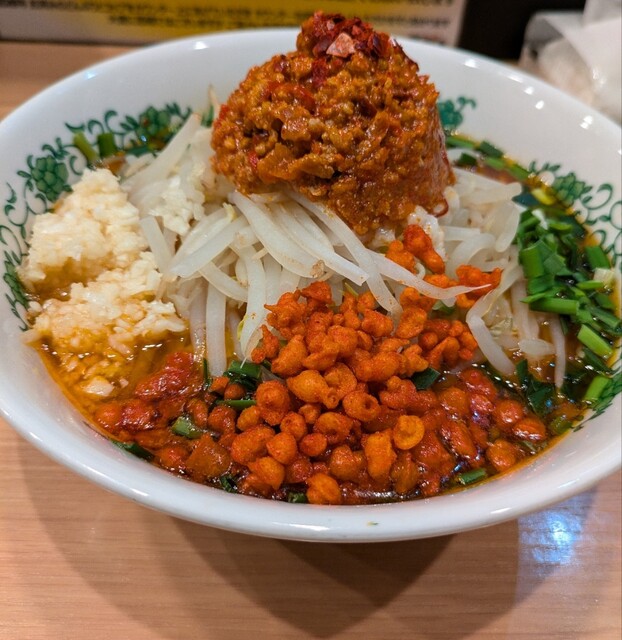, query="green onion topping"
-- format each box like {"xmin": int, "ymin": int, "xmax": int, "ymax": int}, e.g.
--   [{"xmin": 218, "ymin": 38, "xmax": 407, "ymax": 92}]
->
[
  {"xmin": 411, "ymin": 367, "xmax": 441, "ymax": 390},
  {"xmin": 73, "ymin": 132, "xmax": 99, "ymax": 165},
  {"xmin": 112, "ymin": 440, "xmax": 153, "ymax": 460},
  {"xmin": 171, "ymin": 415, "xmax": 204, "ymax": 439},
  {"xmin": 456, "ymin": 468, "xmax": 488, "ymax": 486}
]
